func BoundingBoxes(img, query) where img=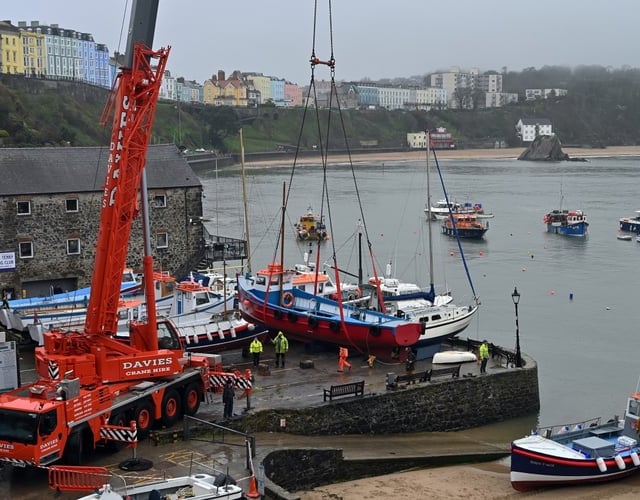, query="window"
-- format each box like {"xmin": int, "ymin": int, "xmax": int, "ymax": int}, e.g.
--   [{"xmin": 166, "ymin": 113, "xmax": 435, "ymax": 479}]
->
[
  {"xmin": 19, "ymin": 242, "xmax": 33, "ymax": 259},
  {"xmin": 66, "ymin": 239, "xmax": 80, "ymax": 255},
  {"xmin": 65, "ymin": 199, "xmax": 79, "ymax": 212},
  {"xmin": 154, "ymin": 194, "xmax": 167, "ymax": 208},
  {"xmin": 17, "ymin": 201, "xmax": 31, "ymax": 215},
  {"xmin": 156, "ymin": 232, "xmax": 168, "ymax": 249}
]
